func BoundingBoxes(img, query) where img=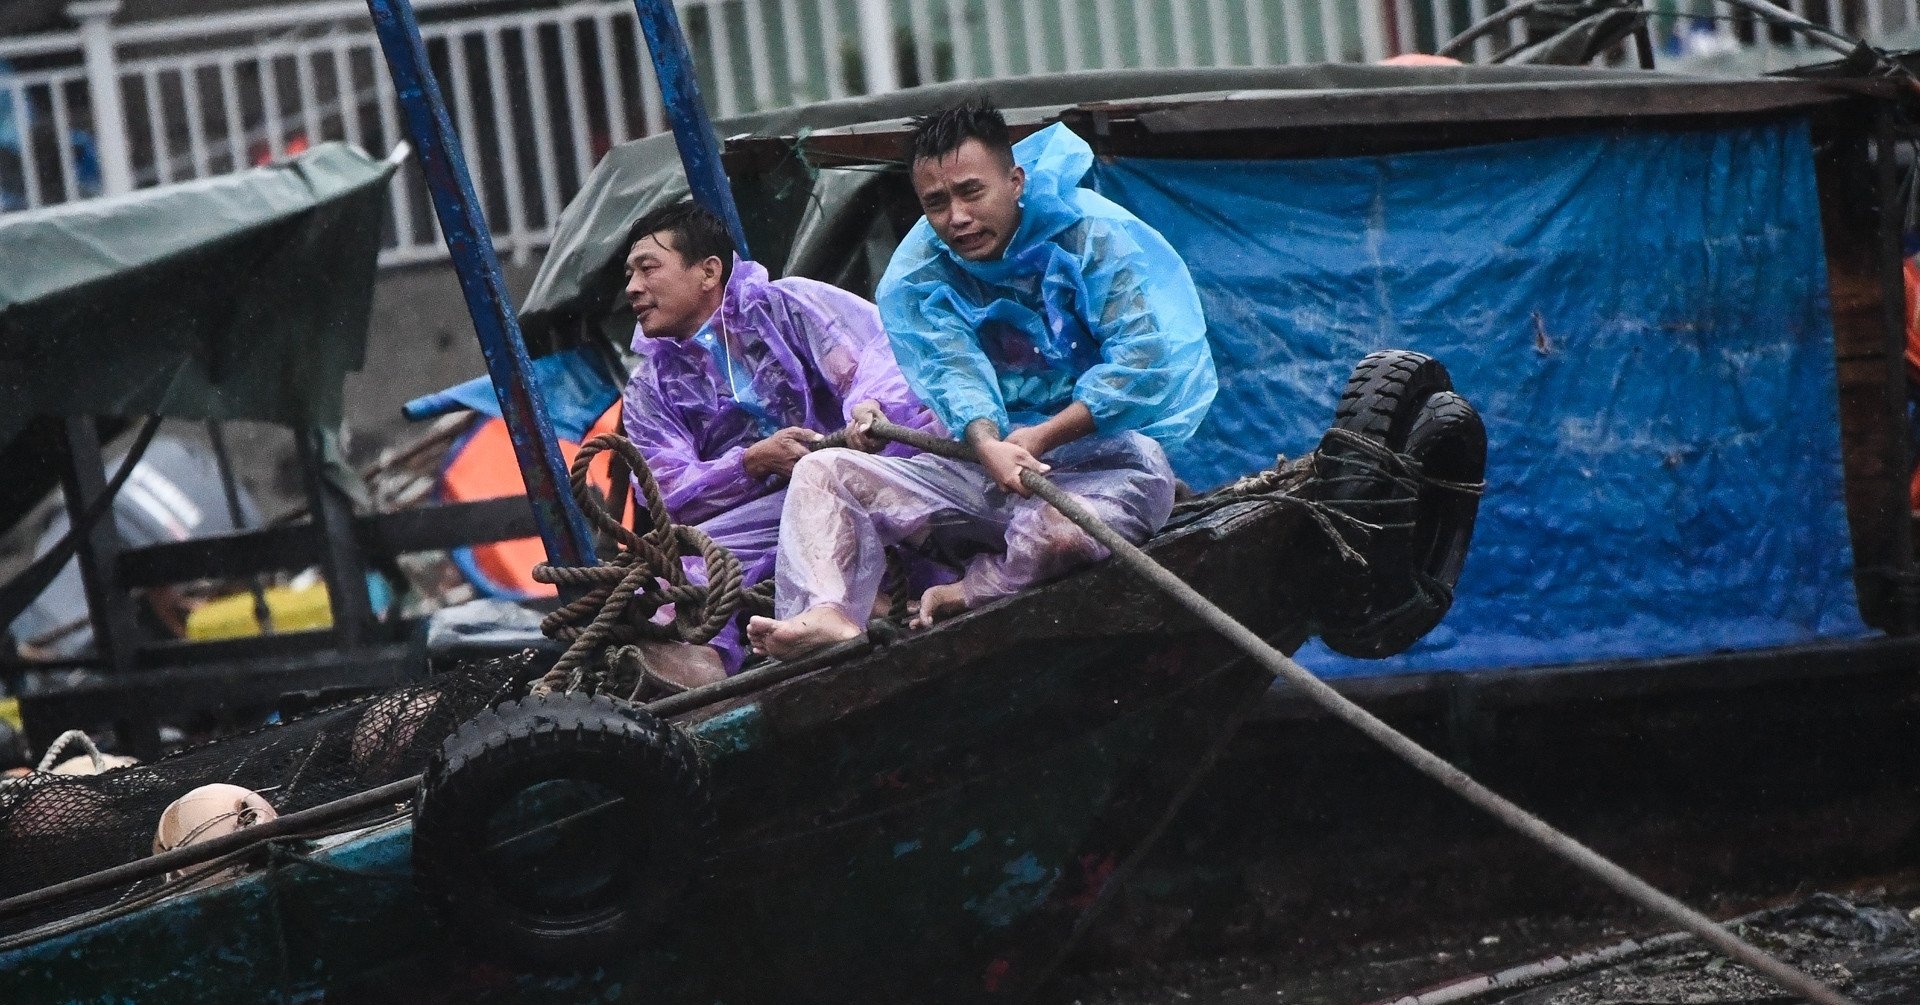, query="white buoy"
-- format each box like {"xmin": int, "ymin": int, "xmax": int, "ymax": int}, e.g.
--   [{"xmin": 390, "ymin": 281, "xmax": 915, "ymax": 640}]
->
[{"xmin": 152, "ymin": 783, "xmax": 278, "ymax": 888}]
